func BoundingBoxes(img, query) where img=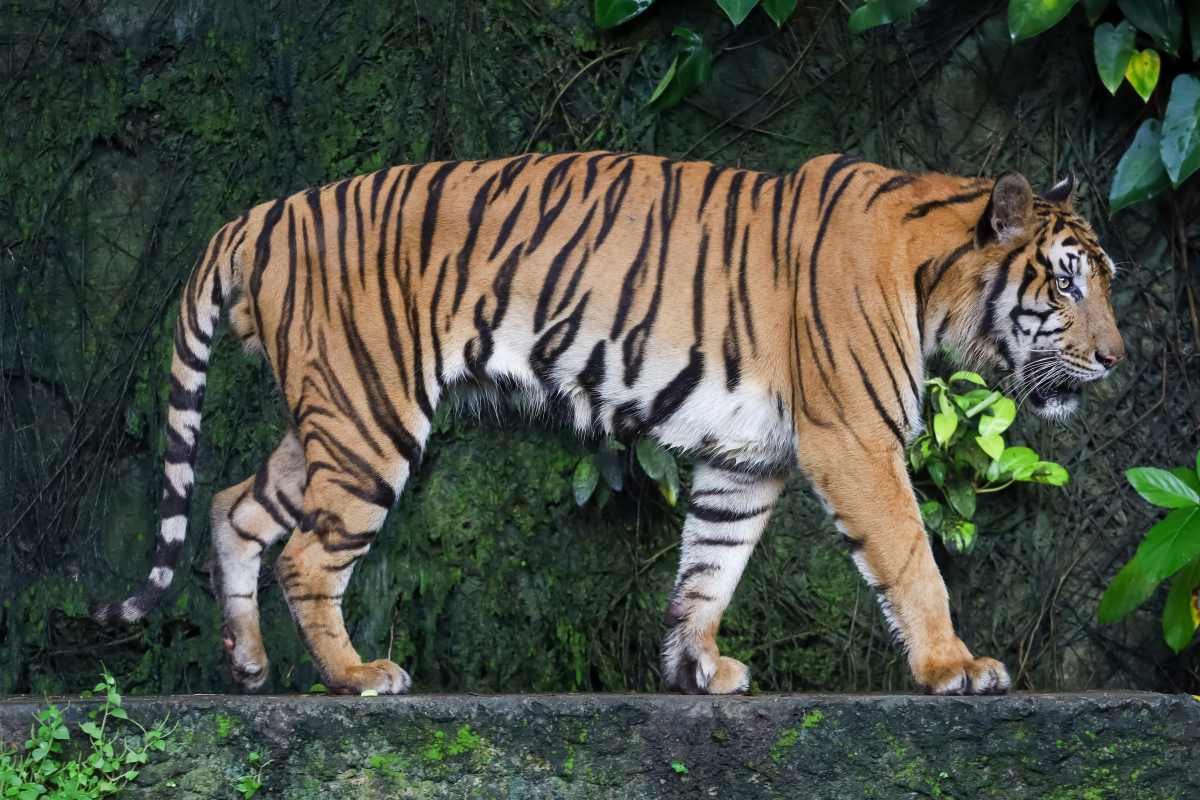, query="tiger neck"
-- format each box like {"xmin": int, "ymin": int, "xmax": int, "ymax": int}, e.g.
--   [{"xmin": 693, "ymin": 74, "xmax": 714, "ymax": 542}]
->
[{"xmin": 906, "ymin": 222, "xmax": 994, "ymax": 364}]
